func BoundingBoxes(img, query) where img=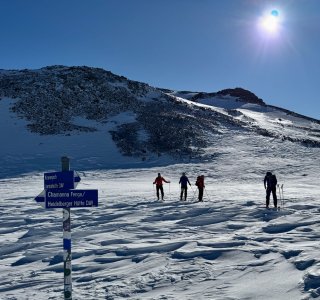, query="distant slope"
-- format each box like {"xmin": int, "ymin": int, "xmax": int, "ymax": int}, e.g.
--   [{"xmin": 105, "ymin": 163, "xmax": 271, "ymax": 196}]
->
[{"xmin": 168, "ymin": 89, "xmax": 320, "ymax": 147}]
